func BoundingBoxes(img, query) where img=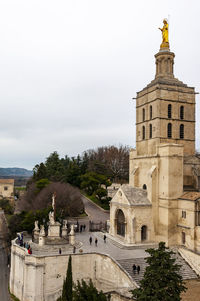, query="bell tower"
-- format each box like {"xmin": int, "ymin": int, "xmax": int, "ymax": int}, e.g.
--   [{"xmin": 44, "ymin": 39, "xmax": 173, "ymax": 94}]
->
[
  {"xmin": 135, "ymin": 26, "xmax": 195, "ymax": 157},
  {"xmin": 129, "ymin": 20, "xmax": 197, "ymax": 246}
]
